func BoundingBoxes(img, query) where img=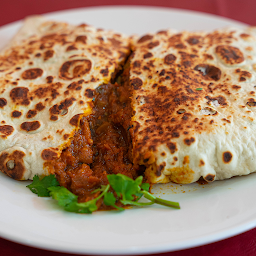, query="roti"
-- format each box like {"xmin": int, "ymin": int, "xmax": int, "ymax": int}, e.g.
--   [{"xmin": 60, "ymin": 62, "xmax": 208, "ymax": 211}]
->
[
  {"xmin": 0, "ymin": 16, "xmax": 131, "ymax": 180},
  {"xmin": 129, "ymin": 27, "xmax": 256, "ymax": 184},
  {"xmin": 1, "ymin": 17, "xmax": 256, "ymax": 187}
]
